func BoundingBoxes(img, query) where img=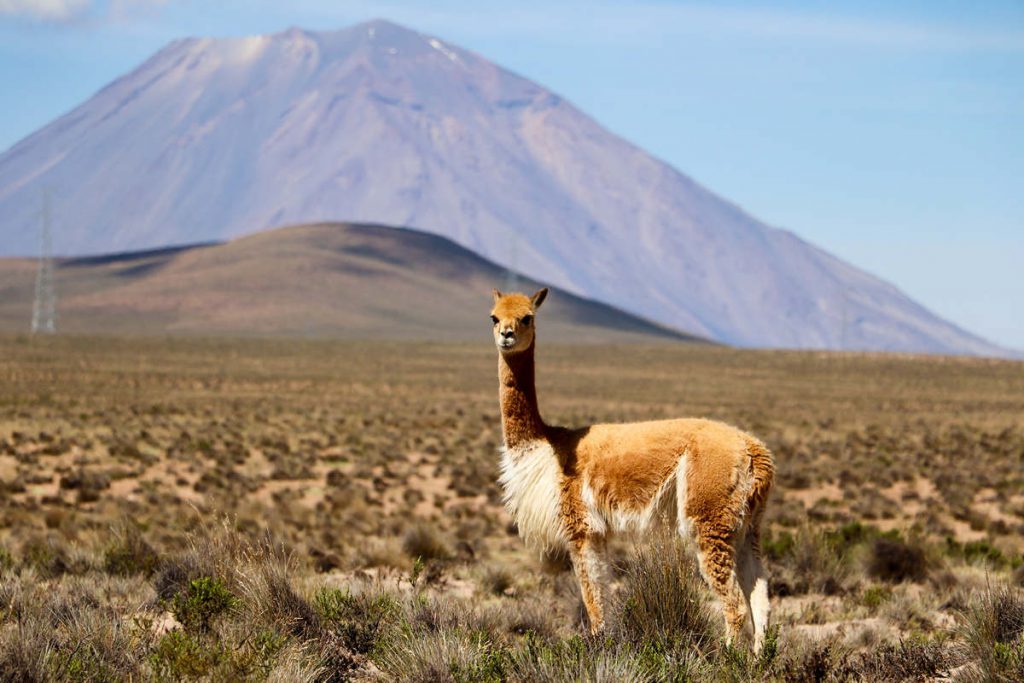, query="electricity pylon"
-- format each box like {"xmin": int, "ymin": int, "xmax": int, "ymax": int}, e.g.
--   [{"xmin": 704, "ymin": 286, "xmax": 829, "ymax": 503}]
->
[{"xmin": 31, "ymin": 189, "xmax": 57, "ymax": 334}]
